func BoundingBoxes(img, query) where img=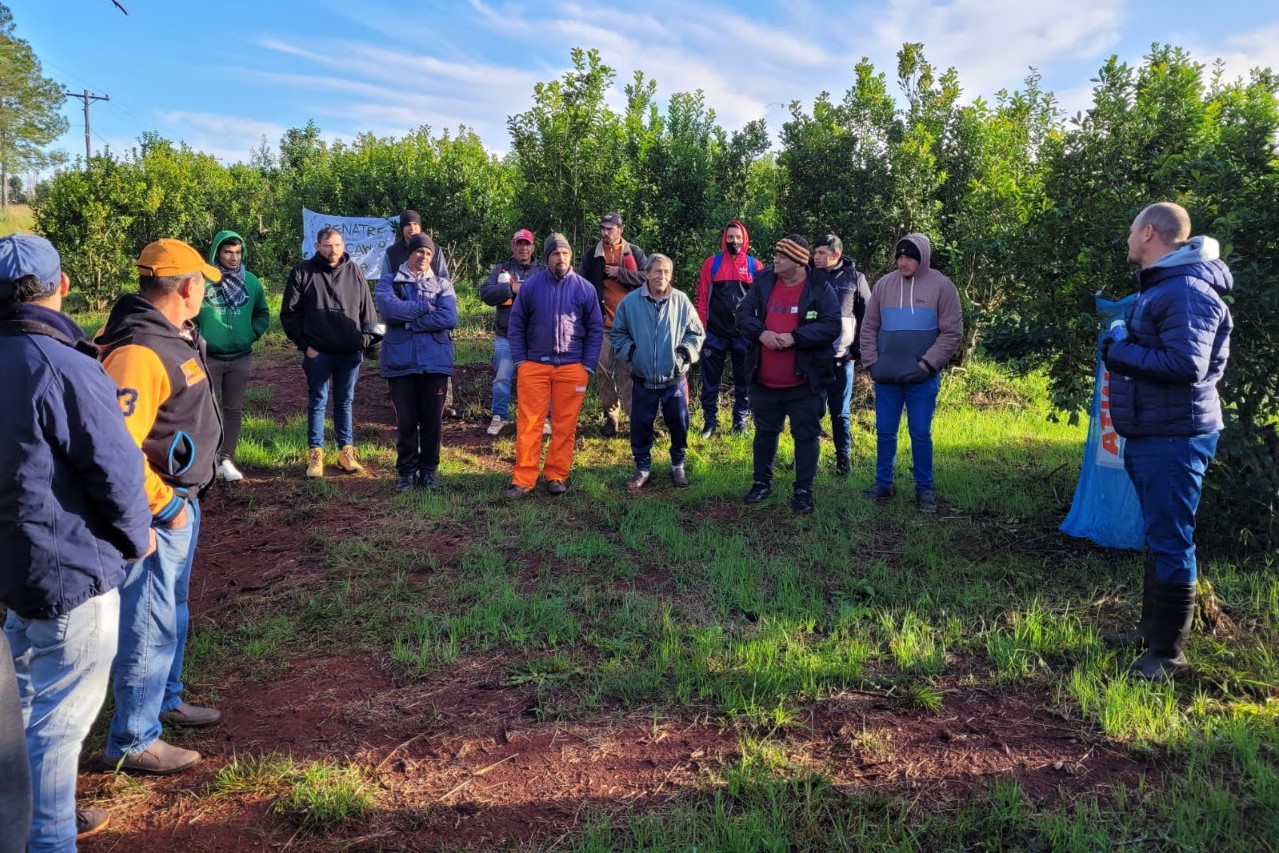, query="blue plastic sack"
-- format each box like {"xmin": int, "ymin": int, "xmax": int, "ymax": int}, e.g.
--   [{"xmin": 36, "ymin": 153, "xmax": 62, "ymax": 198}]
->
[{"xmin": 1059, "ymin": 294, "xmax": 1145, "ymax": 550}]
